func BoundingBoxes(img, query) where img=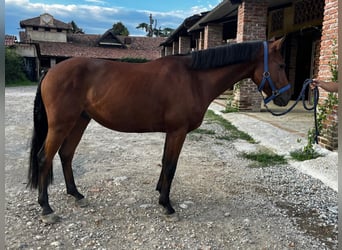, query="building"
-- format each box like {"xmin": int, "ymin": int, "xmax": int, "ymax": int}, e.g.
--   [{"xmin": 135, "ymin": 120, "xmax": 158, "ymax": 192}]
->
[
  {"xmin": 5, "ymin": 35, "xmax": 17, "ymax": 46},
  {"xmin": 10, "ymin": 13, "xmax": 165, "ymax": 81},
  {"xmin": 161, "ymin": 0, "xmax": 338, "ymax": 150}
]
